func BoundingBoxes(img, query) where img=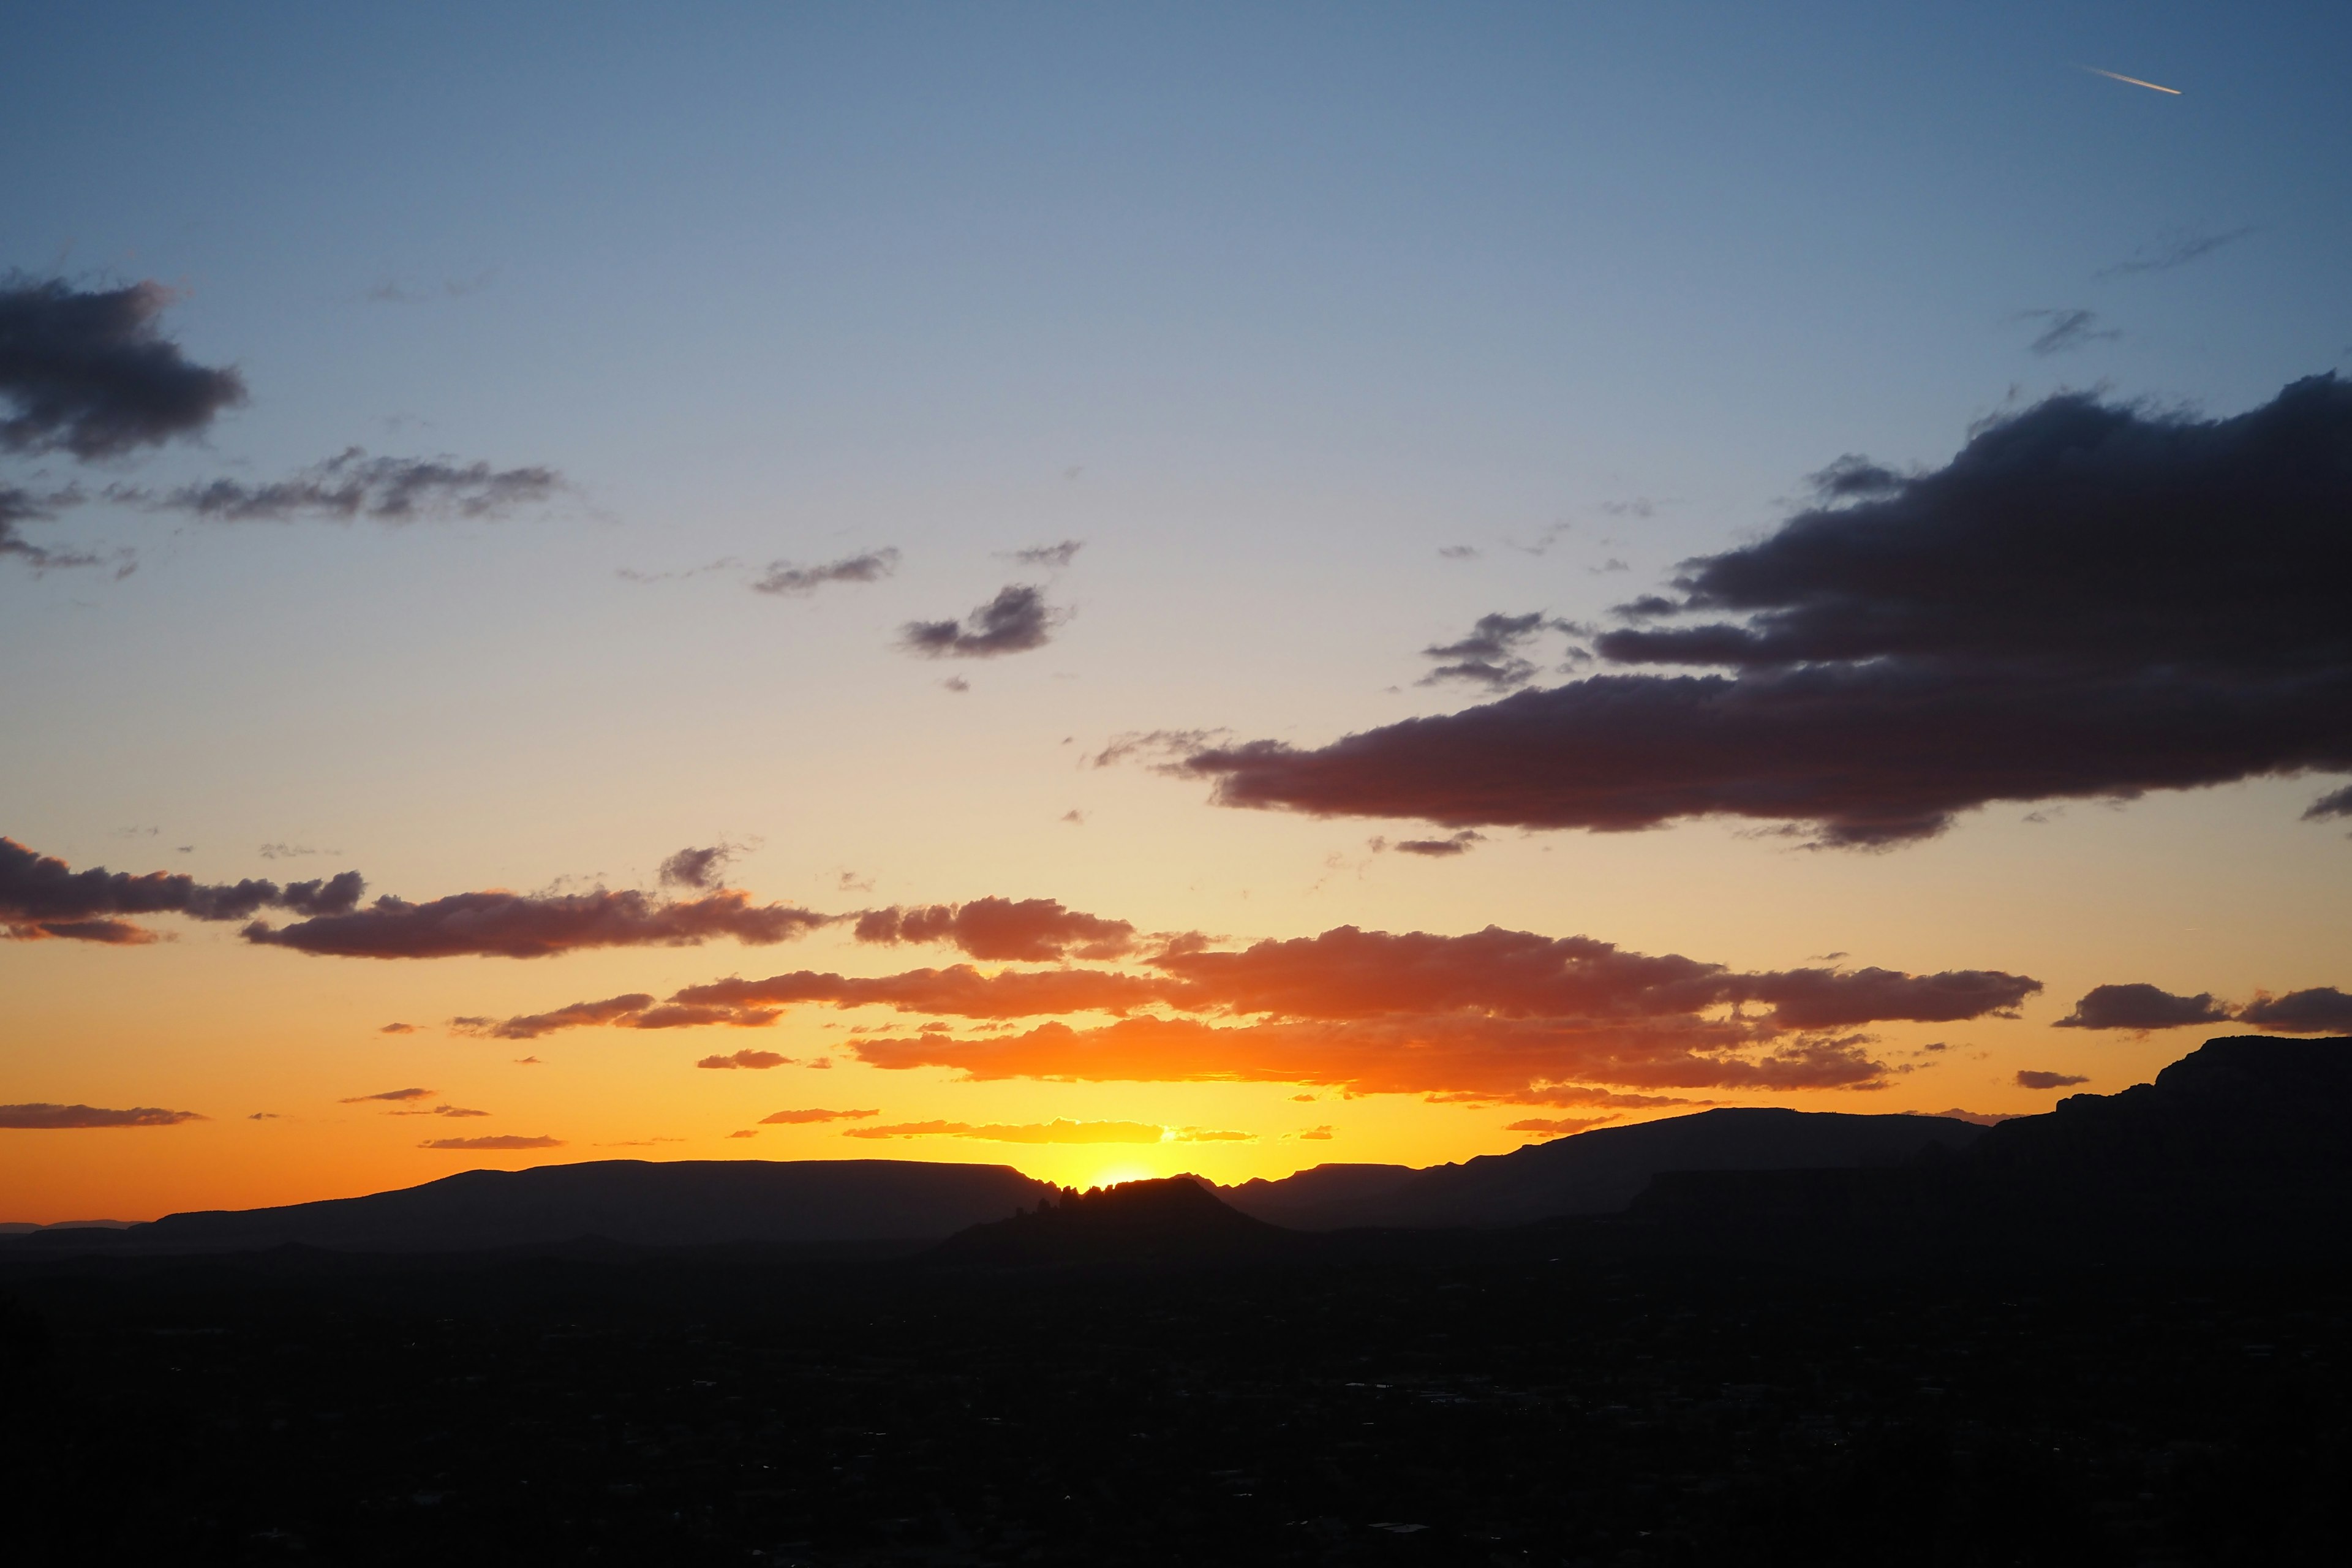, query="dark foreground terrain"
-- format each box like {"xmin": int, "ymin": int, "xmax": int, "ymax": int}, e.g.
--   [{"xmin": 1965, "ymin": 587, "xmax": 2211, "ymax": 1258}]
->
[{"xmin": 6, "ymin": 1237, "xmax": 2346, "ymax": 1567}]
